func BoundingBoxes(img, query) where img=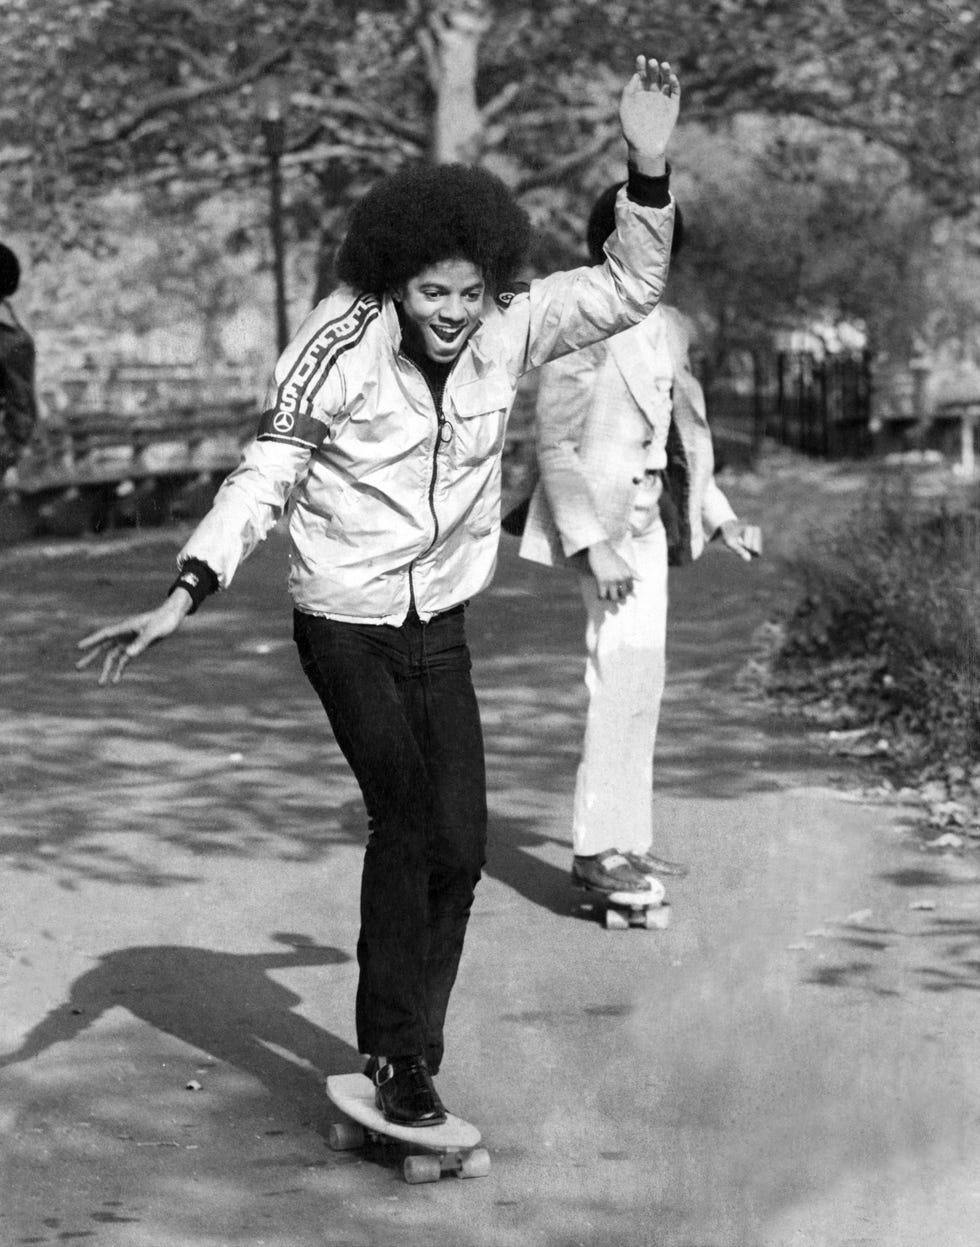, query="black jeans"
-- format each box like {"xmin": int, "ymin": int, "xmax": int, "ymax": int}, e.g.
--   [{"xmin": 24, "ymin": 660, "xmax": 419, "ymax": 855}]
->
[{"xmin": 293, "ymin": 604, "xmax": 487, "ymax": 1074}]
